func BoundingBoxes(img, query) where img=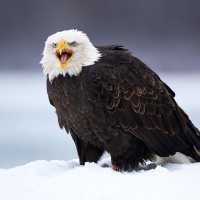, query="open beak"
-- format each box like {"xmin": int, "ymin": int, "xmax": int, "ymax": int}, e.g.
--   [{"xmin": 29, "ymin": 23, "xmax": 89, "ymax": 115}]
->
[{"xmin": 56, "ymin": 39, "xmax": 74, "ymax": 70}]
